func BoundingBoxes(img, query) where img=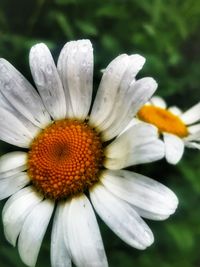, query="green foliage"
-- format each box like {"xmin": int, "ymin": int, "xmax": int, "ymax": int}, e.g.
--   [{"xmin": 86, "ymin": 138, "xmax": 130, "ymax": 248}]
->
[{"xmin": 0, "ymin": 0, "xmax": 200, "ymax": 266}]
